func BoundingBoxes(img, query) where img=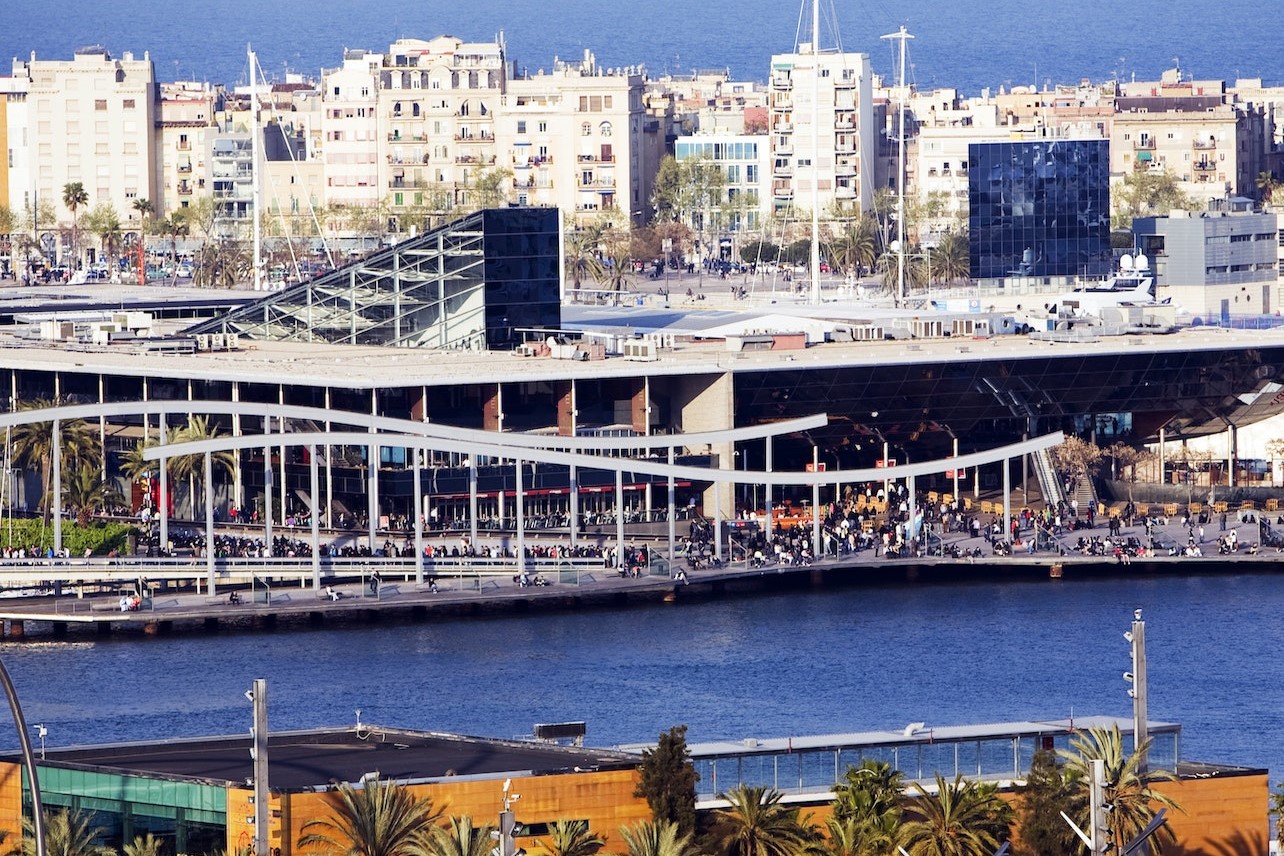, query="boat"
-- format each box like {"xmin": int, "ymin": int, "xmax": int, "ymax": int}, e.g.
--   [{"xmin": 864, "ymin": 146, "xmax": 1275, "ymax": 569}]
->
[{"xmin": 1048, "ymin": 253, "xmax": 1167, "ymax": 318}]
